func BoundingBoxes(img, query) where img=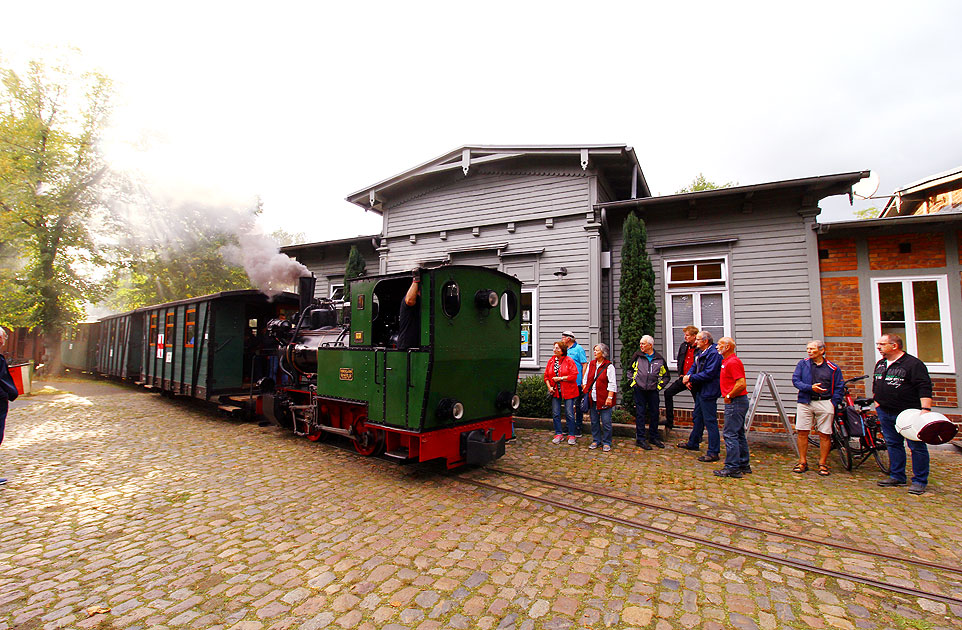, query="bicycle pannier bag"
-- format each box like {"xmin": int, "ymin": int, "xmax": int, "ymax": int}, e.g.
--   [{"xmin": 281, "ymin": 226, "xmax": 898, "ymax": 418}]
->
[{"xmin": 844, "ymin": 405, "xmax": 865, "ymax": 437}]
